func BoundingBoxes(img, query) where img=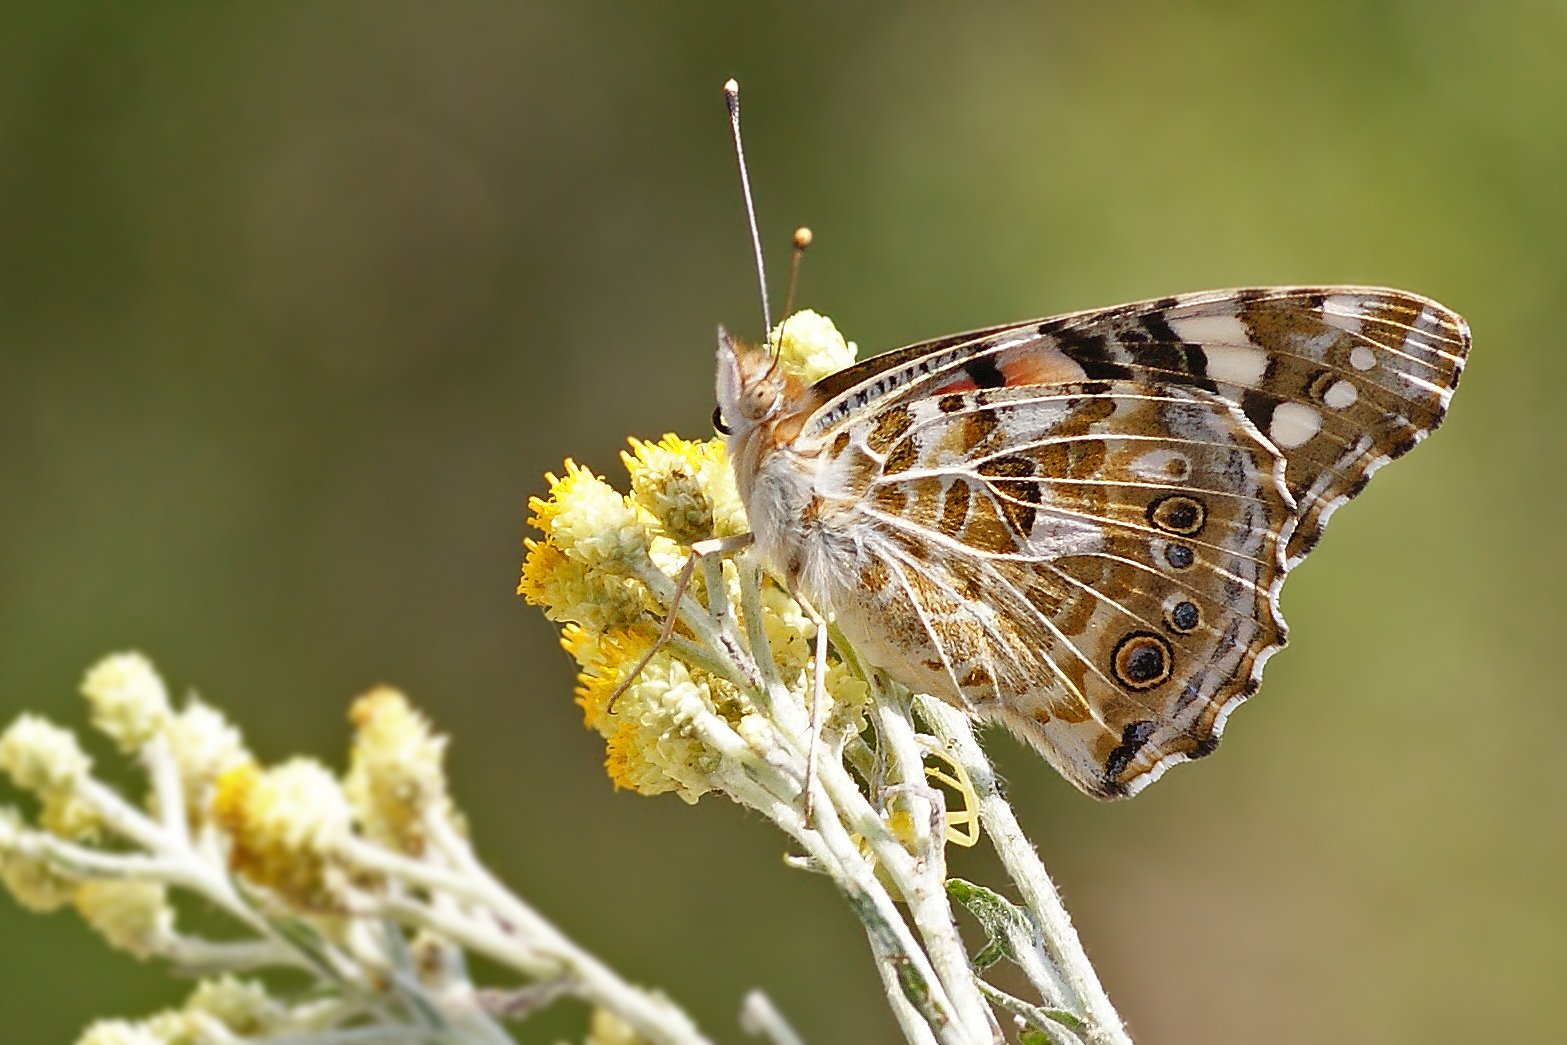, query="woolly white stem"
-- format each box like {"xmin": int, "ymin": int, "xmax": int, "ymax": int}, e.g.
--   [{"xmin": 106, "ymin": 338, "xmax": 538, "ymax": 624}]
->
[
  {"xmin": 917, "ymin": 698, "xmax": 1132, "ymax": 1045},
  {"xmin": 871, "ymin": 694, "xmax": 997, "ymax": 1042}
]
